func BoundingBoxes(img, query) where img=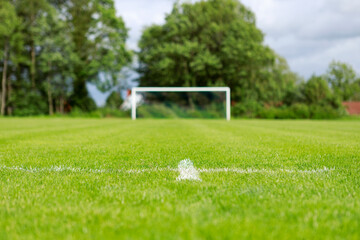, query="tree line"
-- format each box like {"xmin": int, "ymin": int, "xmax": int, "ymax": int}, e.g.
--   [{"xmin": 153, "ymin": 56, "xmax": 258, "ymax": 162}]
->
[
  {"xmin": 1, "ymin": 0, "xmax": 360, "ymax": 118},
  {"xmin": 0, "ymin": 0, "xmax": 131, "ymax": 116}
]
